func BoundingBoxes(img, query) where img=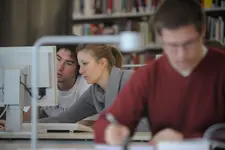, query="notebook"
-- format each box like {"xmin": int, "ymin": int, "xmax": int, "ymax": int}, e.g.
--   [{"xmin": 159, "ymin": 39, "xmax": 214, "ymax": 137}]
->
[{"xmin": 22, "ymin": 123, "xmax": 93, "ymax": 133}]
